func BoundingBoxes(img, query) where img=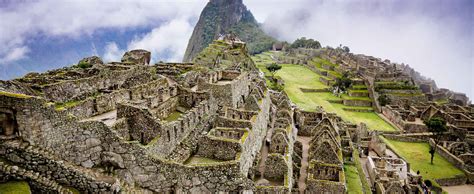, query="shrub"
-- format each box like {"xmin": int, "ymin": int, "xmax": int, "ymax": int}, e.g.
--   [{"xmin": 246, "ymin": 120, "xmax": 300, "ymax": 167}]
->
[
  {"xmin": 76, "ymin": 61, "xmax": 92, "ymax": 69},
  {"xmin": 378, "ymin": 94, "xmax": 391, "ymax": 106}
]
